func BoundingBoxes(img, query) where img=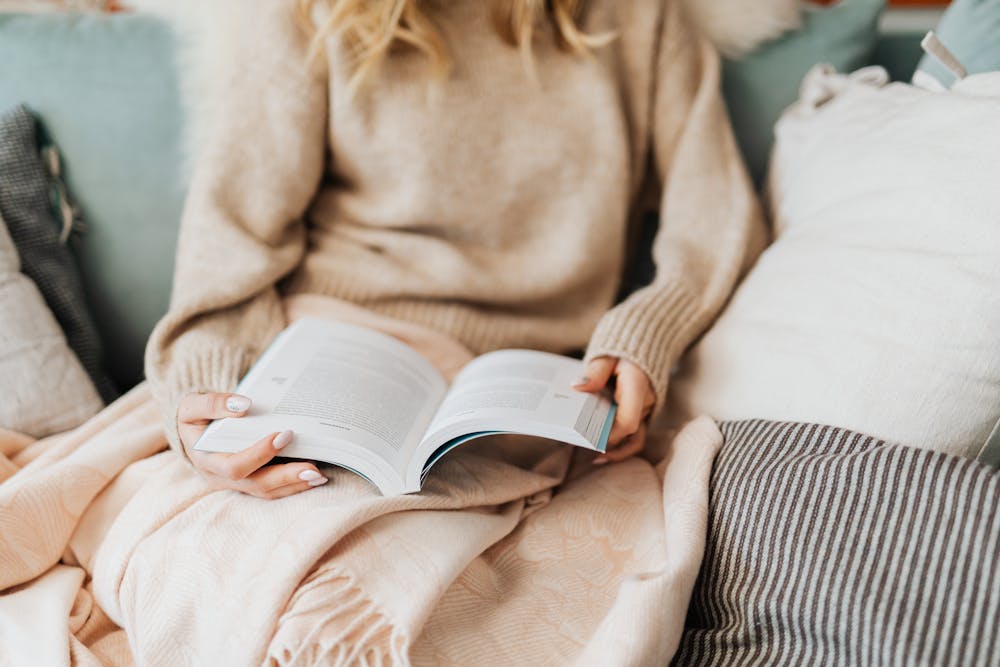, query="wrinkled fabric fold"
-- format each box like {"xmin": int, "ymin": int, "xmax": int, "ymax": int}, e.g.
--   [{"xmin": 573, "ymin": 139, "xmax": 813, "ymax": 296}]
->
[{"xmin": 1, "ymin": 296, "xmax": 720, "ymax": 666}]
